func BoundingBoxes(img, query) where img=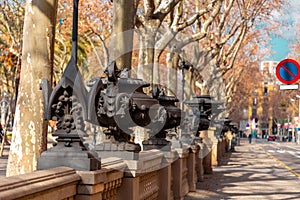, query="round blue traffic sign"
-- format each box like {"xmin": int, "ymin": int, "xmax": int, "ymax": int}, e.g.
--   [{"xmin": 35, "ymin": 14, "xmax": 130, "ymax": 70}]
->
[{"xmin": 276, "ymin": 59, "xmax": 300, "ymax": 84}]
